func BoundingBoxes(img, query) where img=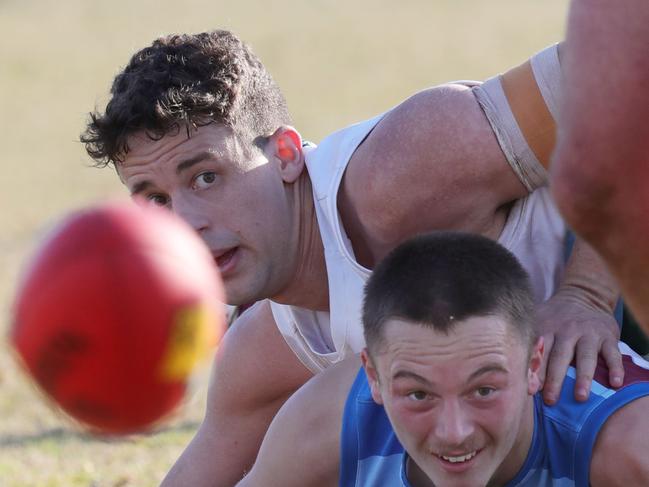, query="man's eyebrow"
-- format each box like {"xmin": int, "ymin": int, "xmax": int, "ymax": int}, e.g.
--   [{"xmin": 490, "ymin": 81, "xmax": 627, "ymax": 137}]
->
[
  {"xmin": 176, "ymin": 152, "xmax": 217, "ymax": 174},
  {"xmin": 131, "ymin": 181, "xmax": 151, "ymax": 195},
  {"xmin": 467, "ymin": 364, "xmax": 509, "ymax": 383},
  {"xmin": 129, "ymin": 152, "xmax": 217, "ymax": 195},
  {"xmin": 392, "ymin": 370, "xmax": 433, "ymax": 387}
]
